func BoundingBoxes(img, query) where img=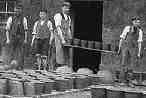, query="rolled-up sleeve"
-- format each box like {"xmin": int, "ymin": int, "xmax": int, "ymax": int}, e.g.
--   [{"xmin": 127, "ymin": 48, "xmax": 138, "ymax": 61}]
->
[
  {"xmin": 138, "ymin": 29, "xmax": 143, "ymax": 42},
  {"xmin": 47, "ymin": 20, "xmax": 53, "ymax": 31},
  {"xmin": 68, "ymin": 16, "xmax": 71, "ymax": 26},
  {"xmin": 54, "ymin": 13, "xmax": 62, "ymax": 27},
  {"xmin": 32, "ymin": 21, "xmax": 38, "ymax": 34},
  {"xmin": 23, "ymin": 17, "xmax": 28, "ymax": 30},
  {"xmin": 5, "ymin": 17, "xmax": 12, "ymax": 30},
  {"xmin": 120, "ymin": 26, "xmax": 130, "ymax": 39}
]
